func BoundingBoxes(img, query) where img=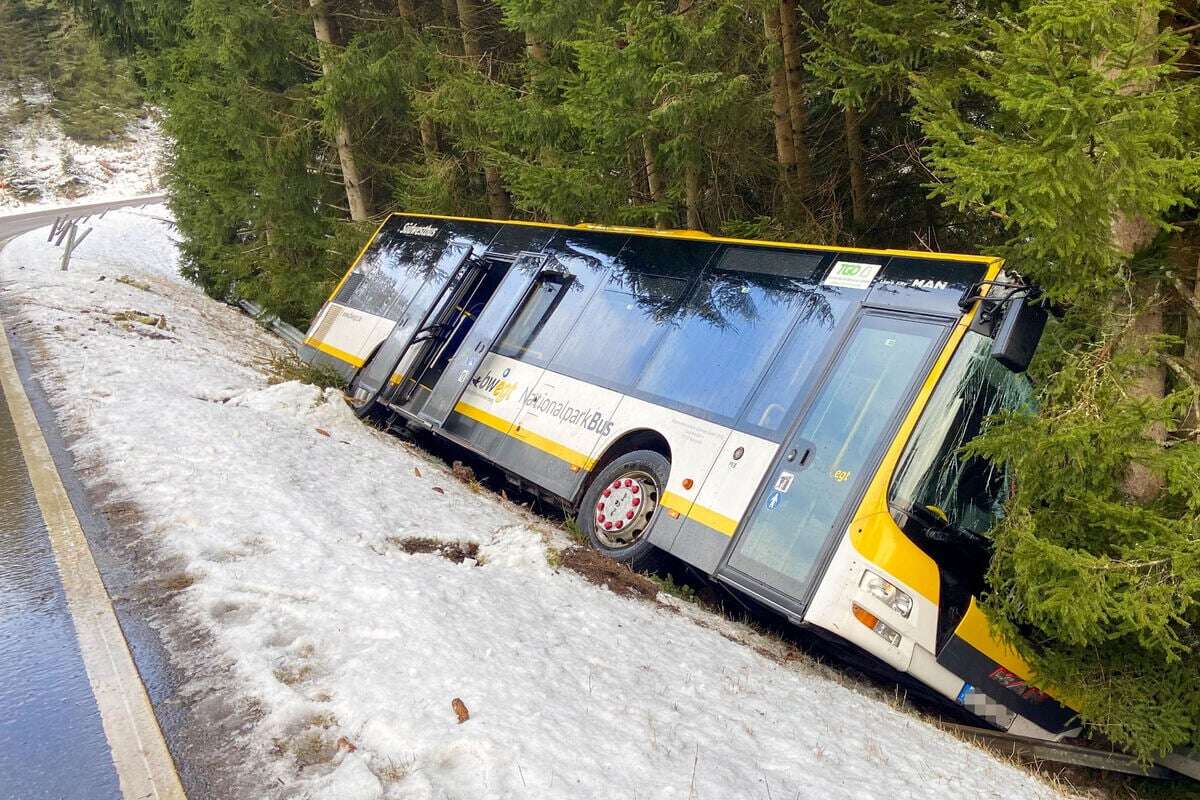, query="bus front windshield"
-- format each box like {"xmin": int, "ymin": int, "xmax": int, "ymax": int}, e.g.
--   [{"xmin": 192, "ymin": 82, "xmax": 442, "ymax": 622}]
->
[{"xmin": 890, "ymin": 331, "xmax": 1033, "ymax": 537}]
